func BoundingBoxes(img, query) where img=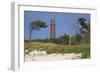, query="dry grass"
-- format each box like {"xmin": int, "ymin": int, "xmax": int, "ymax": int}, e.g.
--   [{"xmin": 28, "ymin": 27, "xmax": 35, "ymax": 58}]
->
[{"xmin": 25, "ymin": 42, "xmax": 90, "ymax": 58}]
